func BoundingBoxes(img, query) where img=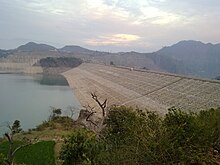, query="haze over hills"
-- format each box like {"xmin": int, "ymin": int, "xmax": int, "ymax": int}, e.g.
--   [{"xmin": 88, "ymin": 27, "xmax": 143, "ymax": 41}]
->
[{"xmin": 1, "ymin": 40, "xmax": 220, "ymax": 79}]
